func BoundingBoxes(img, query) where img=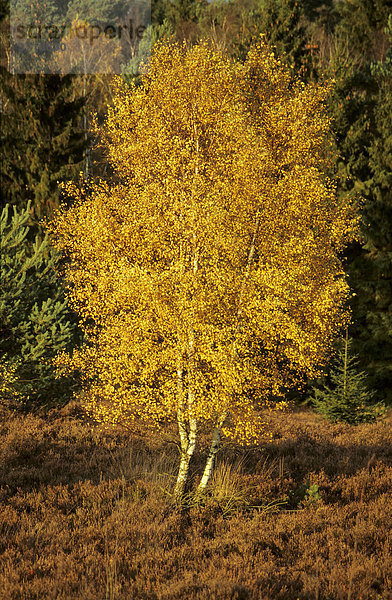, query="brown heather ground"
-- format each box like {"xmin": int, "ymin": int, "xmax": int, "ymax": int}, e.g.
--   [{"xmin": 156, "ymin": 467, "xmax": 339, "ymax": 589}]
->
[{"xmin": 0, "ymin": 403, "xmax": 391, "ymax": 600}]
